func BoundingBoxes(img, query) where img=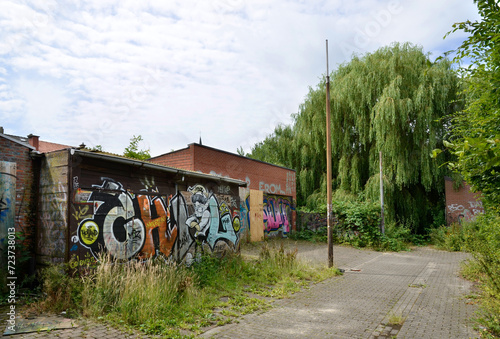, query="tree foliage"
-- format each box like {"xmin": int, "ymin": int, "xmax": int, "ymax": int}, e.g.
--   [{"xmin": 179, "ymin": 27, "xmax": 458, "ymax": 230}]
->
[
  {"xmin": 249, "ymin": 43, "xmax": 460, "ymax": 233},
  {"xmin": 442, "ymin": 0, "xmax": 500, "ymax": 208},
  {"xmin": 124, "ymin": 135, "xmax": 151, "ymax": 160}
]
